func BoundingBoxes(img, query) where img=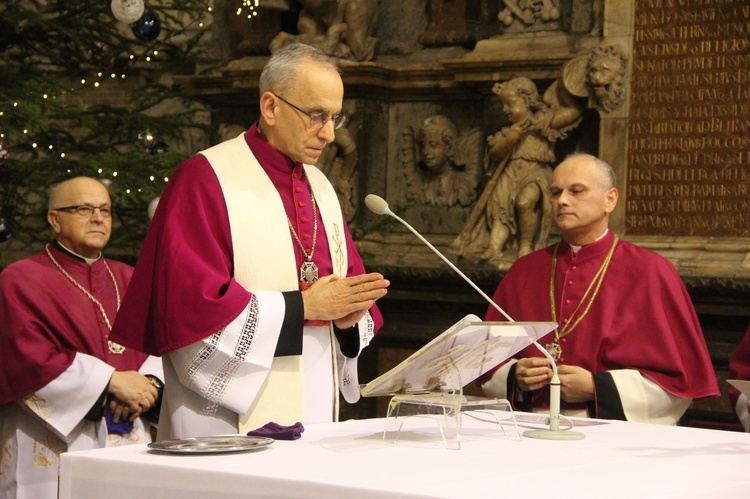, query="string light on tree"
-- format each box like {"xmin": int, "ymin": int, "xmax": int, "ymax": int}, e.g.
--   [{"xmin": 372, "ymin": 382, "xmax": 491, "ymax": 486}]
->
[
  {"xmin": 3, "ymin": 1, "xmax": 215, "ymax": 248},
  {"xmin": 237, "ymin": 0, "xmax": 261, "ymax": 19}
]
